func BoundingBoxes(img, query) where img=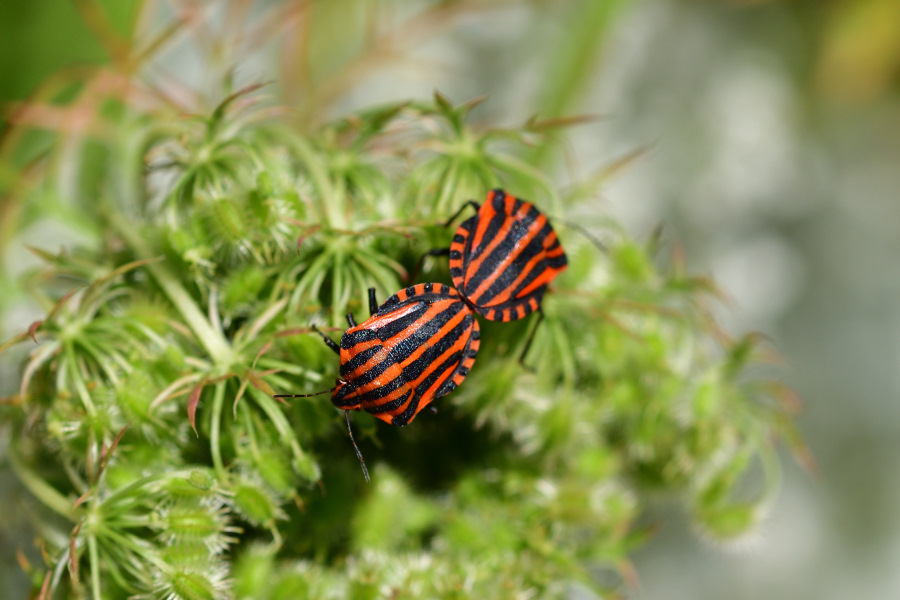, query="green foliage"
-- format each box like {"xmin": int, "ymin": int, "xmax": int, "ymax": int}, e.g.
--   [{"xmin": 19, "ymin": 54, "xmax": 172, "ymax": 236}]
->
[{"xmin": 0, "ymin": 67, "xmax": 802, "ymax": 600}]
